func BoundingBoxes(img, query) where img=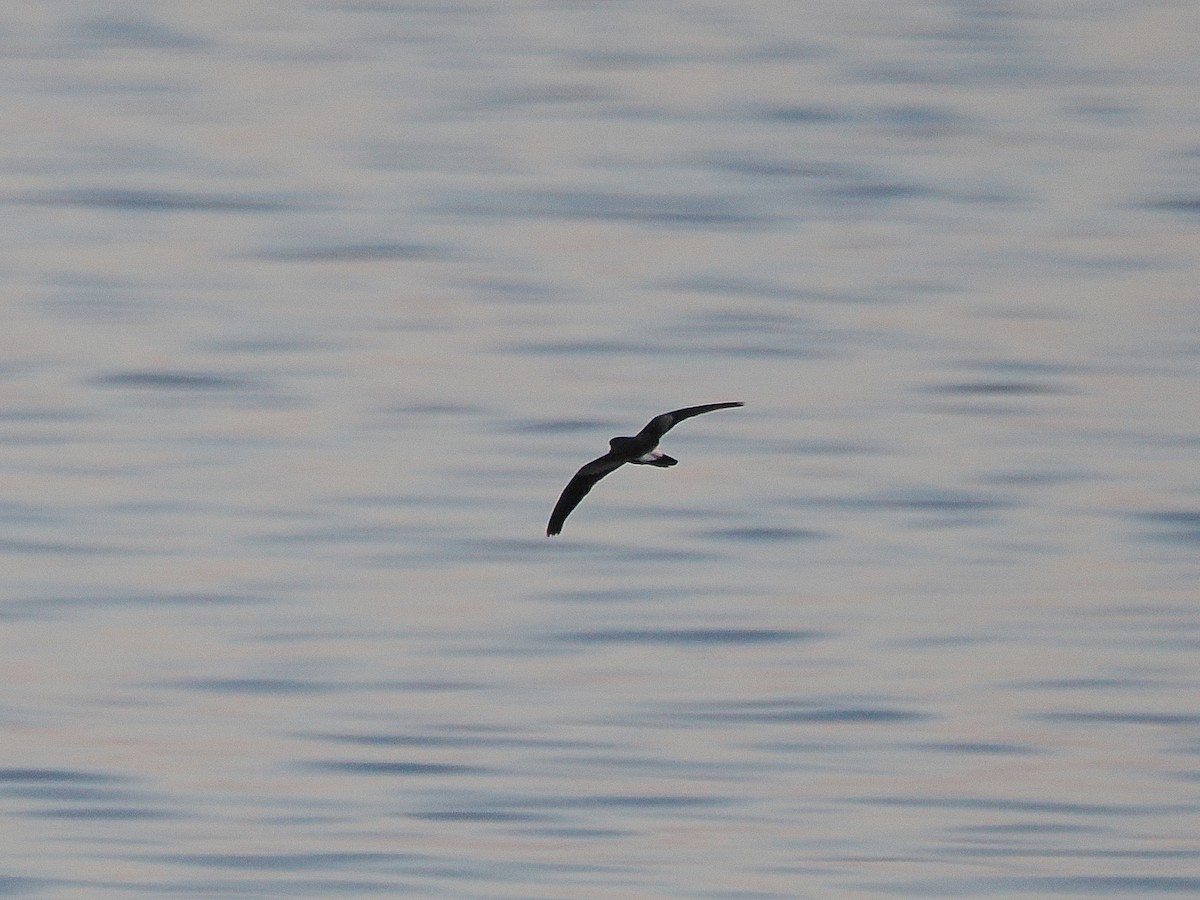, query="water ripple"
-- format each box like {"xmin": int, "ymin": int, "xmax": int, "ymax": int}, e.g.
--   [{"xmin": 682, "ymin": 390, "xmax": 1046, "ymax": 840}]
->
[
  {"xmin": 856, "ymin": 795, "xmax": 1192, "ymax": 816},
  {"xmin": 702, "ymin": 526, "xmax": 829, "ymax": 542},
  {"xmin": 255, "ymin": 242, "xmax": 447, "ymax": 262},
  {"xmin": 984, "ymin": 875, "xmax": 1200, "ymax": 895},
  {"xmin": 92, "ymin": 370, "xmax": 256, "ymax": 390},
  {"xmin": 927, "ymin": 380, "xmax": 1063, "ymax": 396},
  {"xmin": 153, "ymin": 852, "xmax": 412, "ymax": 871},
  {"xmin": 557, "ymin": 628, "xmax": 825, "ymax": 646},
  {"xmin": 301, "ymin": 761, "xmax": 485, "ymax": 777},
  {"xmin": 660, "ymin": 697, "xmax": 929, "ymax": 726},
  {"xmin": 1034, "ymin": 712, "xmax": 1200, "ymax": 727},
  {"xmin": 1136, "ymin": 510, "xmax": 1200, "ymax": 545},
  {"xmin": 0, "ymin": 768, "xmax": 121, "ymax": 785},
  {"xmin": 22, "ymin": 188, "xmax": 299, "ymax": 212},
  {"xmin": 437, "ymin": 189, "xmax": 765, "ymax": 227}
]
